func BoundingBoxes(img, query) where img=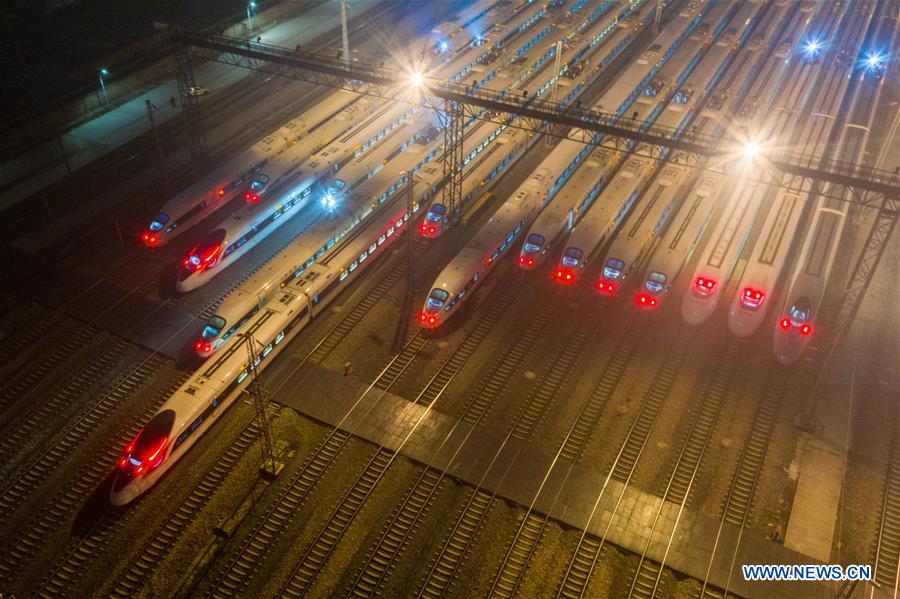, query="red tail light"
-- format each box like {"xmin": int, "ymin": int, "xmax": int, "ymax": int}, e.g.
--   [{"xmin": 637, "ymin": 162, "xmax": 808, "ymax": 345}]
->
[
  {"xmin": 141, "ymin": 232, "xmax": 159, "ymax": 246},
  {"xmin": 217, "ymin": 188, "xmax": 225, "ymax": 197},
  {"xmin": 519, "ymin": 255, "xmax": 535, "ymax": 268},
  {"xmin": 694, "ymin": 277, "xmax": 715, "ymax": 294},
  {"xmin": 779, "ymin": 317, "xmax": 791, "ymax": 330},
  {"xmin": 596, "ymin": 280, "xmax": 617, "ymax": 294},
  {"xmin": 799, "ymin": 324, "xmax": 812, "ymax": 336},
  {"xmin": 555, "ymin": 269, "xmax": 574, "ymax": 282},
  {"xmin": 244, "ymin": 191, "xmax": 260, "ymax": 203},
  {"xmin": 636, "ymin": 293, "xmax": 658, "ymax": 308}
]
